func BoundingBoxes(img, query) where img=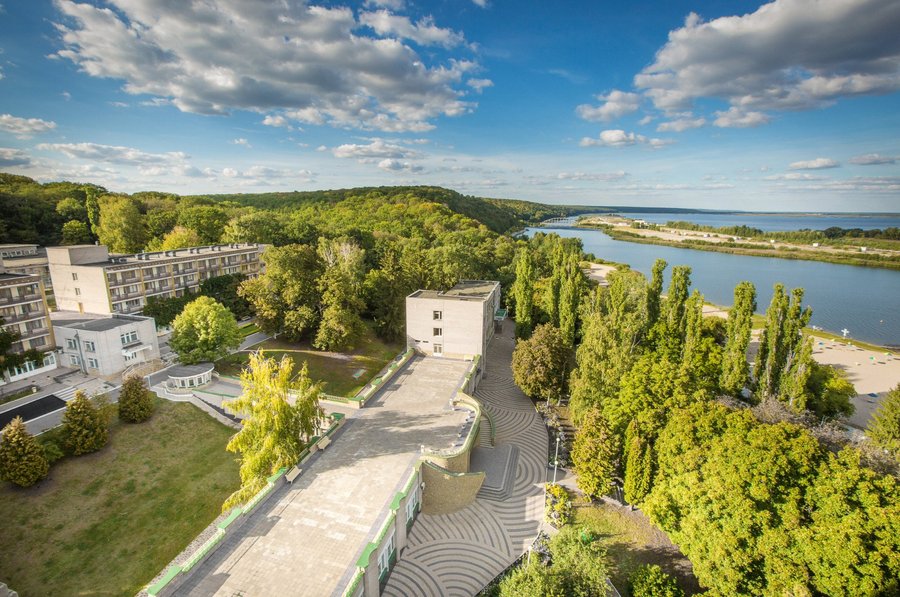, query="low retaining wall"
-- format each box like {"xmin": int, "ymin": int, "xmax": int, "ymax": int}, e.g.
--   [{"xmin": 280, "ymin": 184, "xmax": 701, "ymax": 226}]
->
[
  {"xmin": 144, "ymin": 412, "xmax": 347, "ymax": 597},
  {"xmin": 421, "ymin": 461, "xmax": 485, "ymax": 515}
]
